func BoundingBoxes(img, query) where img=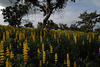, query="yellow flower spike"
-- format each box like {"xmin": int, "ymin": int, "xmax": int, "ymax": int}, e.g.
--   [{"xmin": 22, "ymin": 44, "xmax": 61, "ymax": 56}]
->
[
  {"xmin": 99, "ymin": 47, "xmax": 100, "ymax": 53},
  {"xmin": 42, "ymin": 43, "xmax": 44, "ymax": 51},
  {"xmin": 10, "ymin": 51, "xmax": 14, "ymax": 58},
  {"xmin": 67, "ymin": 53, "xmax": 70, "ymax": 67},
  {"xmin": 19, "ymin": 32, "xmax": 22, "ymax": 40},
  {"xmin": 6, "ymin": 30, "xmax": 9, "ymax": 40},
  {"xmin": 55, "ymin": 53, "xmax": 58, "ymax": 63},
  {"xmin": 82, "ymin": 40, "xmax": 85, "ymax": 45},
  {"xmin": 65, "ymin": 32, "xmax": 67, "ymax": 37},
  {"xmin": 44, "ymin": 31, "xmax": 45, "ymax": 37},
  {"xmin": 22, "ymin": 33, "xmax": 25, "ymax": 39},
  {"xmin": 19, "ymin": 42, "xmax": 21, "ymax": 46},
  {"xmin": 6, "ymin": 47, "xmax": 10, "ymax": 56},
  {"xmin": 39, "ymin": 60, "xmax": 42, "ymax": 67},
  {"xmin": 6, "ymin": 58, "xmax": 9, "ymax": 67},
  {"xmin": 98, "ymin": 35, "xmax": 100, "ymax": 42},
  {"xmin": 31, "ymin": 32, "xmax": 33, "ymax": 37},
  {"xmin": 74, "ymin": 61, "xmax": 77, "ymax": 67},
  {"xmin": 3, "ymin": 32, "xmax": 5, "ymax": 42},
  {"xmin": 67, "ymin": 53, "xmax": 69, "ymax": 59},
  {"xmin": 68, "ymin": 33, "xmax": 70, "ymax": 40},
  {"xmin": 37, "ymin": 48, "xmax": 40, "ymax": 53},
  {"xmin": 57, "ymin": 39, "xmax": 59, "ymax": 44},
  {"xmin": 87, "ymin": 34, "xmax": 89, "ymax": 40},
  {"xmin": 23, "ymin": 43, "xmax": 28, "ymax": 63},
  {"xmin": 49, "ymin": 44, "xmax": 53, "ymax": 53},
  {"xmin": 89, "ymin": 38, "xmax": 91, "ymax": 43},
  {"xmin": 43, "ymin": 51, "xmax": 46, "ymax": 64},
  {"xmin": 54, "ymin": 32, "xmax": 56, "ymax": 39},
  {"xmin": 33, "ymin": 35, "xmax": 35, "ymax": 42},
  {"xmin": 40, "ymin": 36, "xmax": 42, "ymax": 43},
  {"xmin": 74, "ymin": 35, "xmax": 77, "ymax": 44},
  {"xmin": 0, "ymin": 55, "xmax": 4, "ymax": 65},
  {"xmin": 40, "ymin": 30, "xmax": 42, "ymax": 36}
]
